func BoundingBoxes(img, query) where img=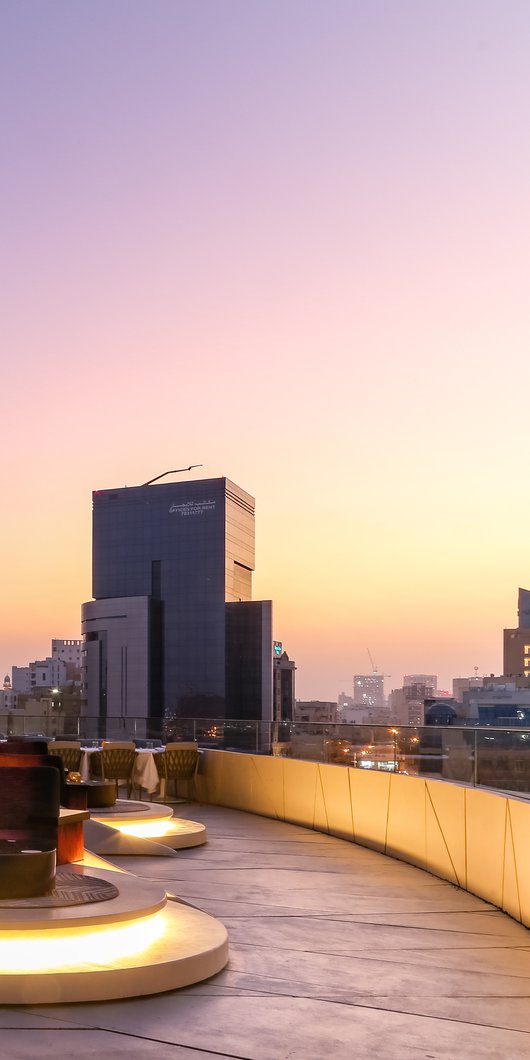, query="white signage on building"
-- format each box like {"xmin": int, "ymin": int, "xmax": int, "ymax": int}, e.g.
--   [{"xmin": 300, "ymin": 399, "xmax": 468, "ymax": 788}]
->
[{"xmin": 169, "ymin": 499, "xmax": 216, "ymax": 516}]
